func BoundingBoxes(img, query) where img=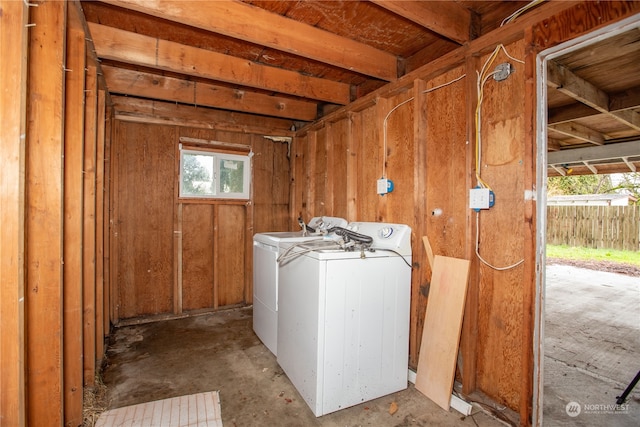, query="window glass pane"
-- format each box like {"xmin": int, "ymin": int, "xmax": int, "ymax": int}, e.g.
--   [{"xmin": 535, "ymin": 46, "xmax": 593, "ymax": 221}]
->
[
  {"xmin": 182, "ymin": 152, "xmax": 214, "ymax": 196},
  {"xmin": 219, "ymin": 158, "xmax": 245, "ymax": 194}
]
